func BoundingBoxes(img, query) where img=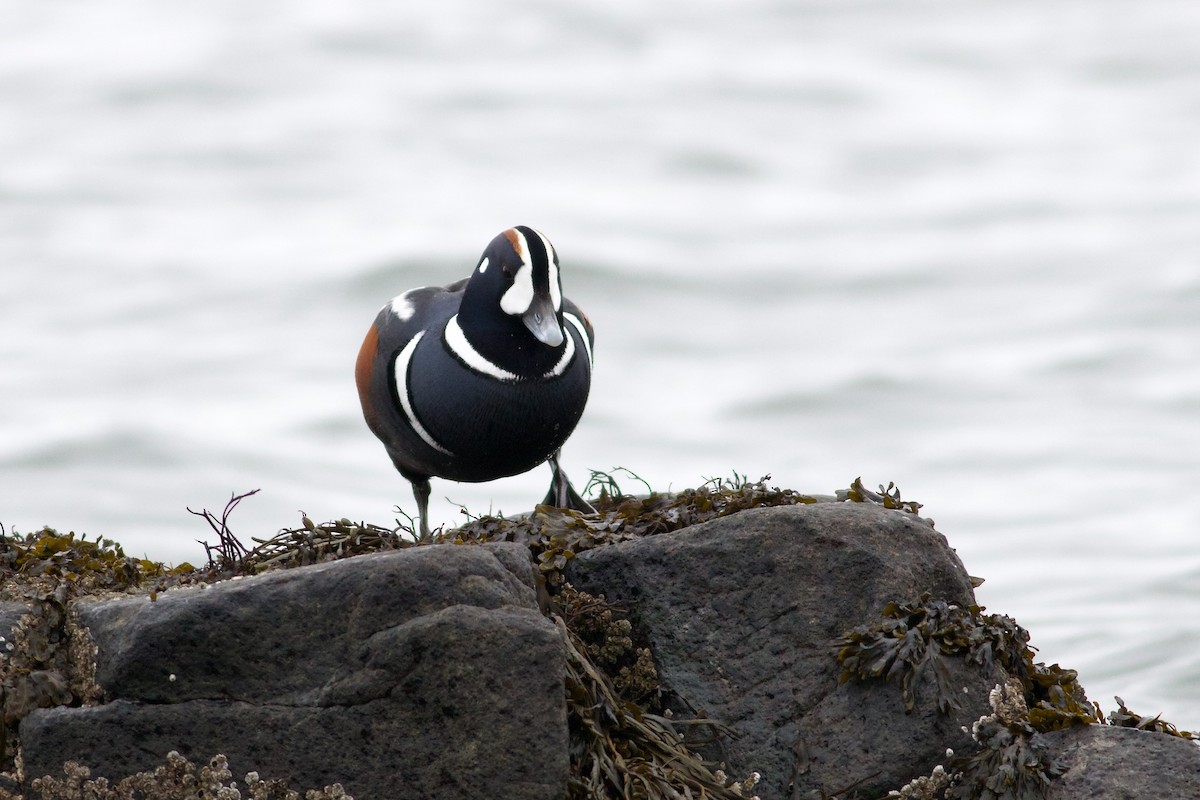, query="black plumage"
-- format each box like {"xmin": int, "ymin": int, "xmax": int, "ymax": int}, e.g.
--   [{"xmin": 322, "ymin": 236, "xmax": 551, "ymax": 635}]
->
[{"xmin": 355, "ymin": 226, "xmax": 594, "ymax": 538}]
